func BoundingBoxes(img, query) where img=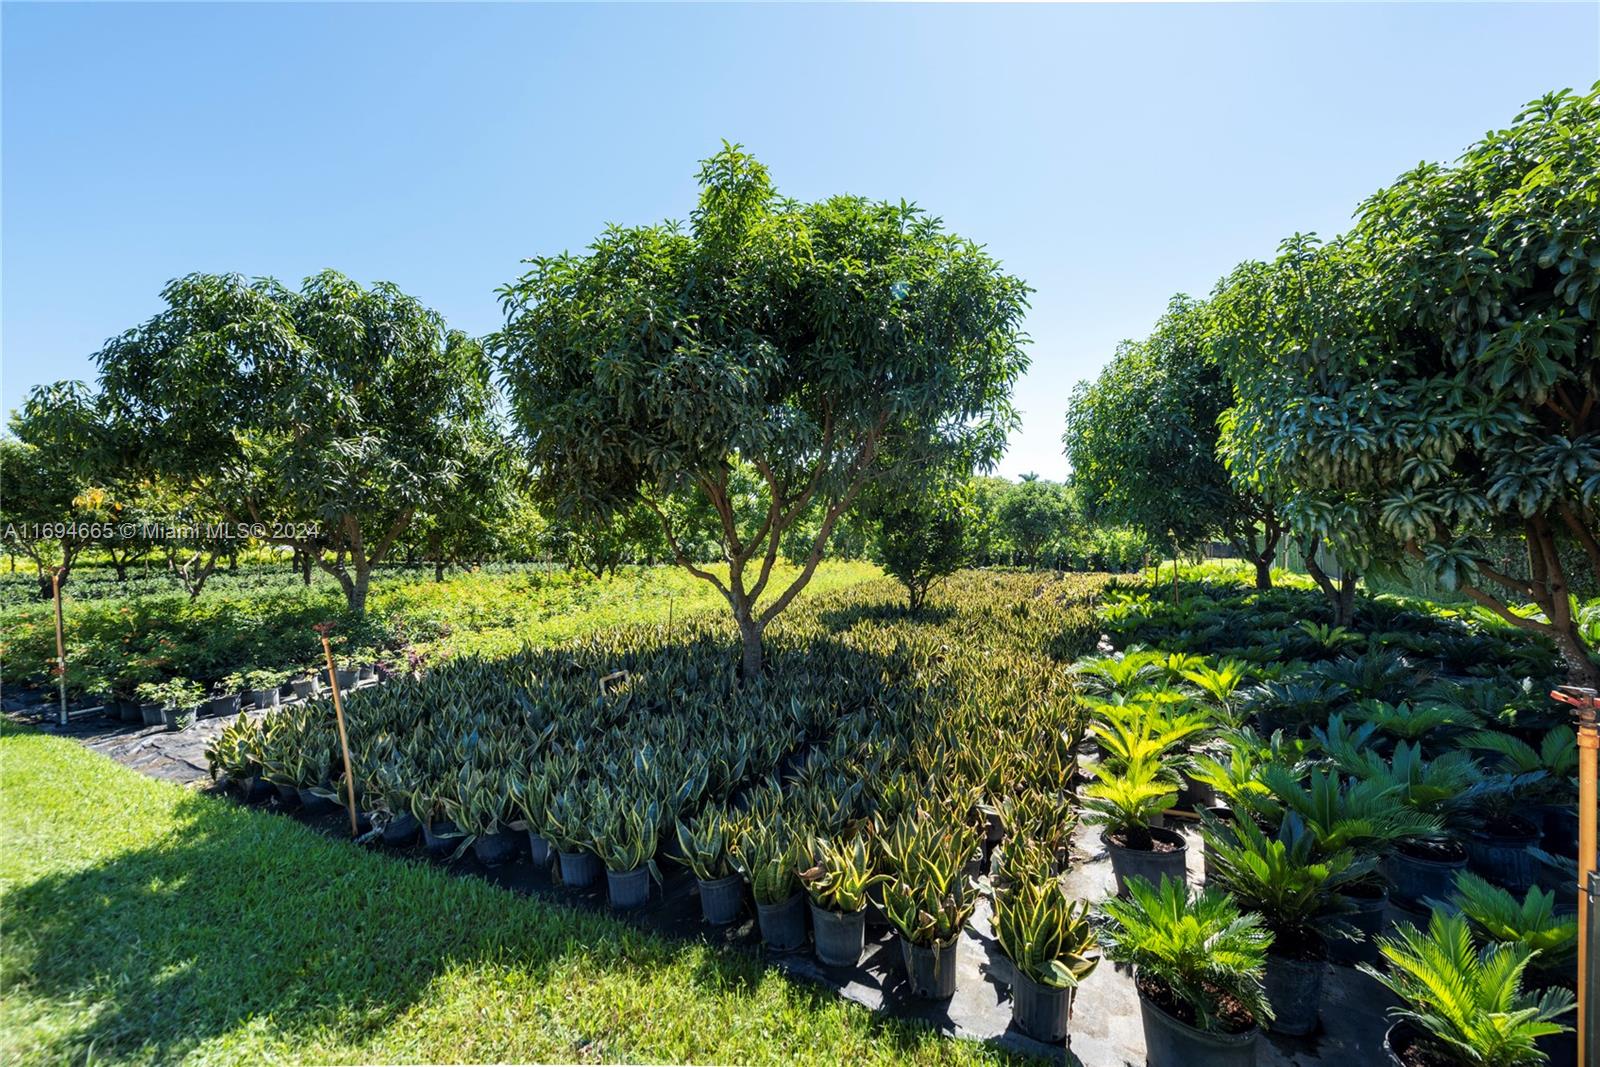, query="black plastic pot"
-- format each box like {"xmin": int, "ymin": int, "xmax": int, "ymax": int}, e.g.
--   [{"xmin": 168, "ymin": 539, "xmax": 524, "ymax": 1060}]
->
[
  {"xmin": 140, "ymin": 703, "xmax": 163, "ymax": 726},
  {"xmin": 1176, "ymin": 771, "xmax": 1216, "ymax": 812},
  {"xmin": 606, "ymin": 866, "xmax": 651, "ymax": 910},
  {"xmin": 274, "ymin": 781, "xmax": 298, "ymax": 804},
  {"xmin": 335, "ymin": 668, "xmax": 358, "ymax": 690},
  {"xmin": 899, "ymin": 937, "xmax": 959, "ymax": 999},
  {"xmin": 236, "ymin": 775, "xmax": 271, "ymax": 803},
  {"xmin": 472, "ymin": 830, "xmax": 522, "ymax": 867},
  {"xmin": 1263, "ymin": 949, "xmax": 1324, "ymax": 1036},
  {"xmin": 380, "ymin": 812, "xmax": 420, "ymax": 846},
  {"xmin": 755, "ymin": 891, "xmax": 807, "ymax": 952},
  {"xmin": 558, "ymin": 849, "xmax": 602, "ymax": 888},
  {"xmin": 161, "ymin": 706, "xmax": 196, "ymax": 732},
  {"xmin": 1383, "ymin": 1021, "xmax": 1415, "ymax": 1066},
  {"xmin": 1535, "ymin": 803, "xmax": 1579, "ymax": 859},
  {"xmin": 810, "ymin": 902, "xmax": 866, "ymax": 967},
  {"xmin": 1010, "ymin": 969, "xmax": 1073, "ymax": 1043},
  {"xmin": 1463, "ymin": 816, "xmax": 1540, "ymax": 893},
  {"xmin": 697, "ymin": 874, "xmax": 745, "ymax": 925},
  {"xmin": 206, "ymin": 694, "xmax": 240, "ymax": 718},
  {"xmin": 1383, "ymin": 840, "xmax": 1466, "ymax": 907},
  {"xmin": 1104, "ymin": 828, "xmax": 1189, "ymax": 897},
  {"xmin": 1137, "ymin": 981, "xmax": 1259, "ymax": 1067},
  {"xmin": 526, "ymin": 831, "xmax": 550, "ymax": 869},
  {"xmin": 358, "ymin": 665, "xmax": 377, "ymax": 682},
  {"xmin": 289, "ymin": 677, "xmax": 320, "ymax": 701},
  {"xmin": 1326, "ymin": 884, "xmax": 1387, "ymax": 966},
  {"xmin": 298, "ymin": 787, "xmax": 337, "ymax": 814},
  {"xmin": 422, "ymin": 817, "xmax": 461, "ymax": 857},
  {"xmin": 247, "ymin": 688, "xmax": 280, "ymax": 710},
  {"xmin": 118, "ymin": 700, "xmax": 142, "ymax": 723}
]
